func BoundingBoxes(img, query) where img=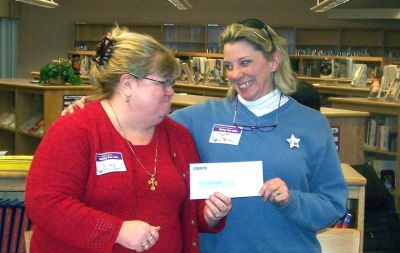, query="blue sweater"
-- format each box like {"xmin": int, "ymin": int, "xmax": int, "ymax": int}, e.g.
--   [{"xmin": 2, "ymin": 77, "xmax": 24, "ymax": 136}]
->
[{"xmin": 170, "ymin": 97, "xmax": 348, "ymax": 253}]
